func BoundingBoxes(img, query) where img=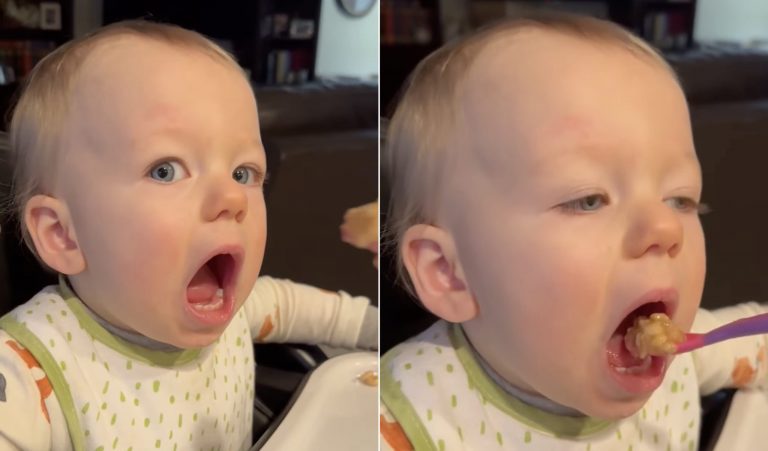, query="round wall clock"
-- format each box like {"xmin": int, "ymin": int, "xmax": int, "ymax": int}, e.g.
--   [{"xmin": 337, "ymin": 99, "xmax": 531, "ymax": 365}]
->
[{"xmin": 338, "ymin": 0, "xmax": 376, "ymax": 18}]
